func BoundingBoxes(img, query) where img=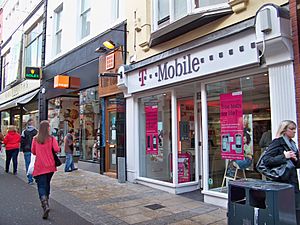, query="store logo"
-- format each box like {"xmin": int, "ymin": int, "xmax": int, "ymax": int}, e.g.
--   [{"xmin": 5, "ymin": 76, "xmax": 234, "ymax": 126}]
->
[{"xmin": 138, "ymin": 54, "xmax": 201, "ymax": 87}]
